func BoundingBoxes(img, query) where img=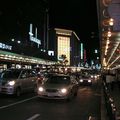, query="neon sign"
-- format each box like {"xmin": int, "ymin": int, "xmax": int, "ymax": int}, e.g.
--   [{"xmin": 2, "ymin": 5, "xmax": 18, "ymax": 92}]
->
[
  {"xmin": 29, "ymin": 24, "xmax": 41, "ymax": 48},
  {"xmin": 0, "ymin": 42, "xmax": 12, "ymax": 50}
]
